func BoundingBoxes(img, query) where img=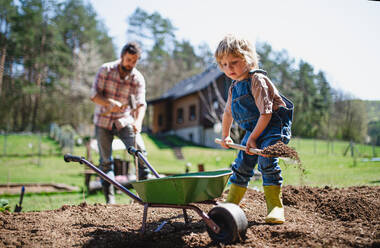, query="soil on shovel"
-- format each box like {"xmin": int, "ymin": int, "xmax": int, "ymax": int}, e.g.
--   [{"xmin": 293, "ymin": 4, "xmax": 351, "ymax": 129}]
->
[
  {"xmin": 261, "ymin": 141, "xmax": 300, "ymax": 162},
  {"xmin": 261, "ymin": 141, "xmax": 305, "ymax": 177},
  {"xmin": 1, "ymin": 185, "xmax": 379, "ymax": 248}
]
